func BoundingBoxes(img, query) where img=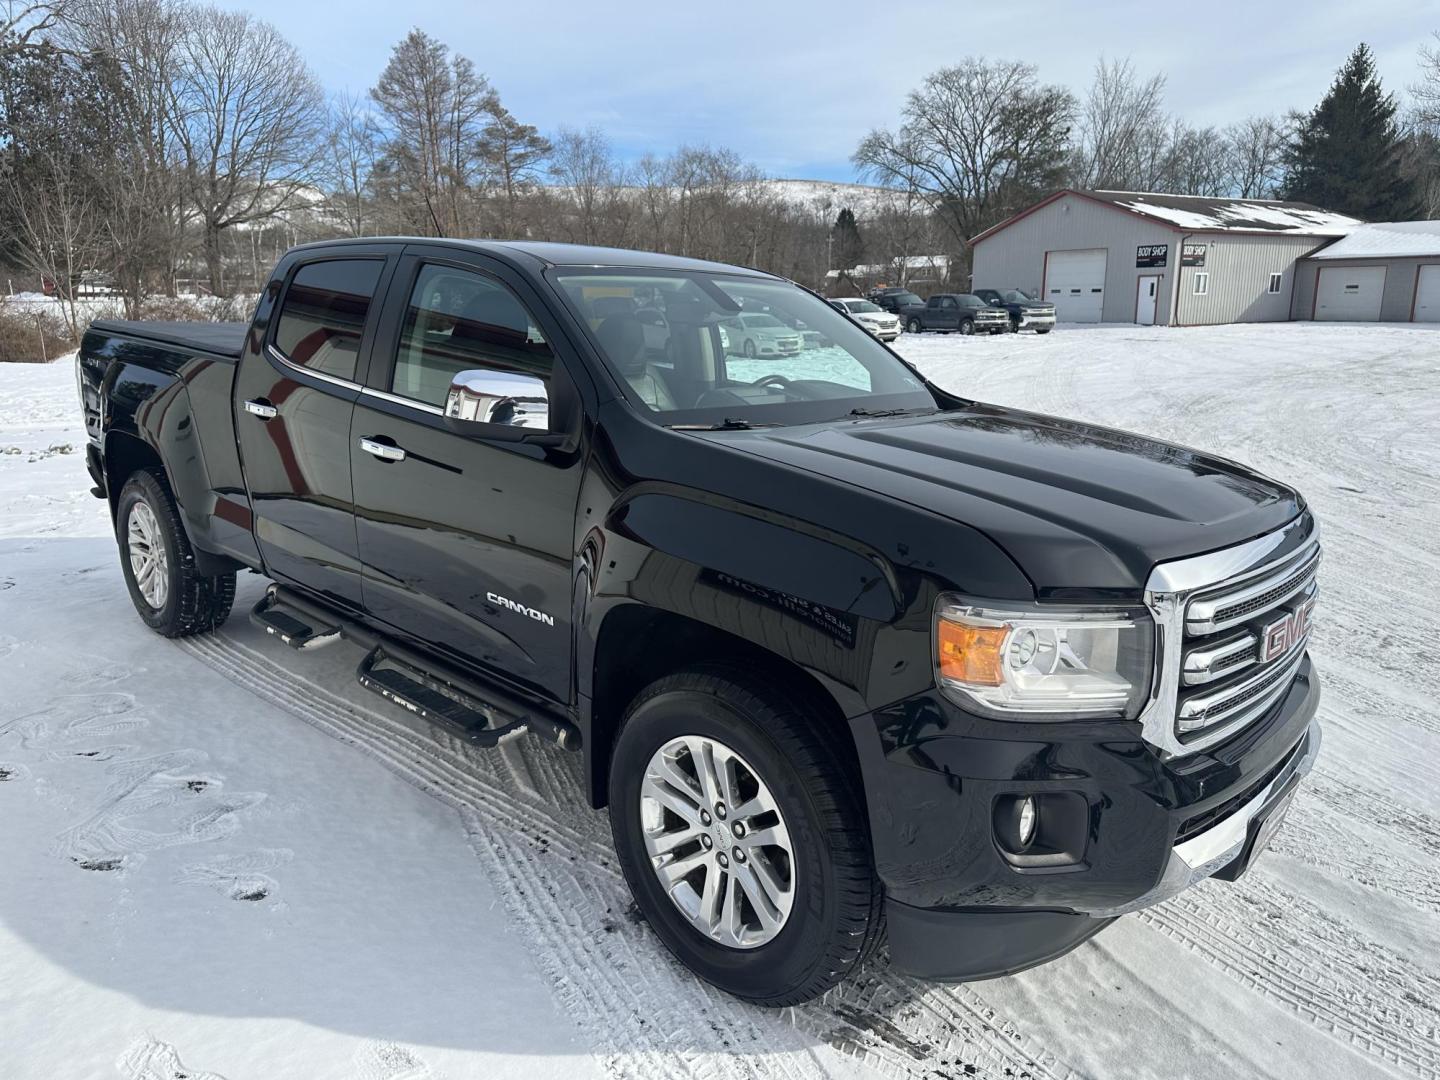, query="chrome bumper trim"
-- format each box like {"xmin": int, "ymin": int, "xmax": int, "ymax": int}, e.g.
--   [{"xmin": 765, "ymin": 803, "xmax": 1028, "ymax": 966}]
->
[{"xmin": 1081, "ymin": 716, "xmax": 1320, "ymax": 918}]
